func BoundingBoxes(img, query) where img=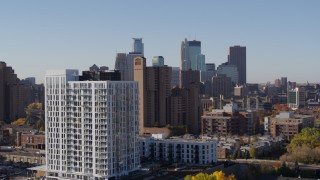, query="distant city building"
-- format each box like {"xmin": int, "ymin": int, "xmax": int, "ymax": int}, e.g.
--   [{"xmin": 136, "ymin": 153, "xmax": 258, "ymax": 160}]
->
[
  {"xmin": 140, "ymin": 136, "xmax": 218, "ymax": 165},
  {"xmin": 0, "ymin": 62, "xmax": 26, "ymax": 122},
  {"xmin": 196, "ymin": 54, "xmax": 206, "ymax": 71},
  {"xmin": 180, "ymin": 69, "xmax": 200, "ymax": 89},
  {"xmin": 200, "ymin": 71, "xmax": 215, "ymax": 83},
  {"xmin": 126, "ymin": 52, "xmax": 143, "ymax": 81},
  {"xmin": 79, "ymin": 70, "xmax": 121, "ymax": 81},
  {"xmin": 171, "ymin": 67, "xmax": 180, "ymax": 88},
  {"xmin": 100, "ymin": 66, "xmax": 109, "ymax": 72},
  {"xmin": 45, "ymin": 69, "xmax": 139, "ymax": 179},
  {"xmin": 288, "ymin": 81, "xmax": 297, "ymax": 89},
  {"xmin": 114, "ymin": 38, "xmax": 144, "ymax": 81},
  {"xmin": 132, "ymin": 38, "xmax": 144, "ymax": 54},
  {"xmin": 228, "ymin": 46, "xmax": 246, "ymax": 84},
  {"xmin": 212, "ymin": 74, "xmax": 232, "ymax": 98},
  {"xmin": 274, "ymin": 79, "xmax": 281, "ymax": 88},
  {"xmin": 234, "ymin": 85, "xmax": 248, "ymax": 98},
  {"xmin": 181, "ymin": 39, "xmax": 190, "ymax": 70},
  {"xmin": 281, "ymin": 77, "xmax": 287, "ymax": 92},
  {"xmin": 287, "ymin": 87, "xmax": 306, "ymax": 109},
  {"xmin": 180, "ymin": 39, "xmax": 204, "ymax": 71},
  {"xmin": 206, "ymin": 63, "xmax": 215, "ymax": 71},
  {"xmin": 152, "ymin": 56, "xmax": 165, "ymax": 67},
  {"xmin": 114, "ymin": 53, "xmax": 128, "ymax": 80},
  {"xmin": 216, "ymin": 62, "xmax": 239, "ymax": 84},
  {"xmin": 89, "ymin": 64, "xmax": 100, "ymax": 72},
  {"xmin": 25, "ymin": 77, "xmax": 36, "ymax": 85}
]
